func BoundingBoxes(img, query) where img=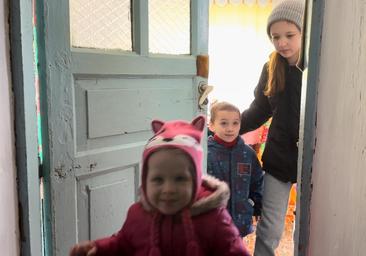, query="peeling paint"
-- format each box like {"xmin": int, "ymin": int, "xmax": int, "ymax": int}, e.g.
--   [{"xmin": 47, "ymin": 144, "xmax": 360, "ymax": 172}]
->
[
  {"xmin": 55, "ymin": 51, "xmax": 71, "ymax": 70},
  {"xmin": 89, "ymin": 162, "xmax": 97, "ymax": 172},
  {"xmin": 73, "ymin": 164, "xmax": 81, "ymax": 169},
  {"xmin": 54, "ymin": 164, "xmax": 66, "ymax": 180}
]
